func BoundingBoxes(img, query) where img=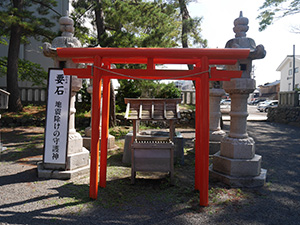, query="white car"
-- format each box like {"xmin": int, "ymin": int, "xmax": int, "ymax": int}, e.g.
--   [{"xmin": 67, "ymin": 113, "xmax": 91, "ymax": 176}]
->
[
  {"xmin": 257, "ymin": 100, "xmax": 278, "ymax": 112},
  {"xmin": 220, "ymin": 99, "xmax": 231, "ymax": 114}
]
